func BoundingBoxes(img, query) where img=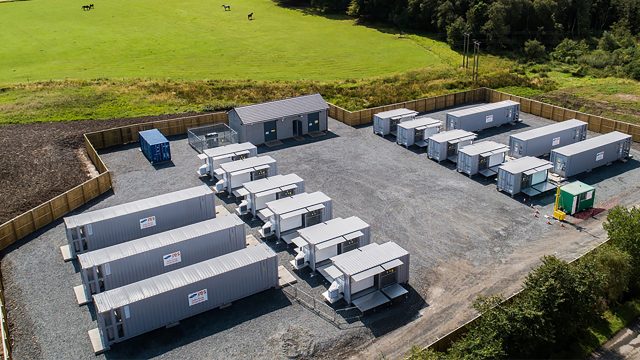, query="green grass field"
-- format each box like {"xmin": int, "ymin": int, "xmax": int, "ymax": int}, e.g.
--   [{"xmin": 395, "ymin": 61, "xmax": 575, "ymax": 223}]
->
[{"xmin": 0, "ymin": 0, "xmax": 460, "ymax": 82}]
